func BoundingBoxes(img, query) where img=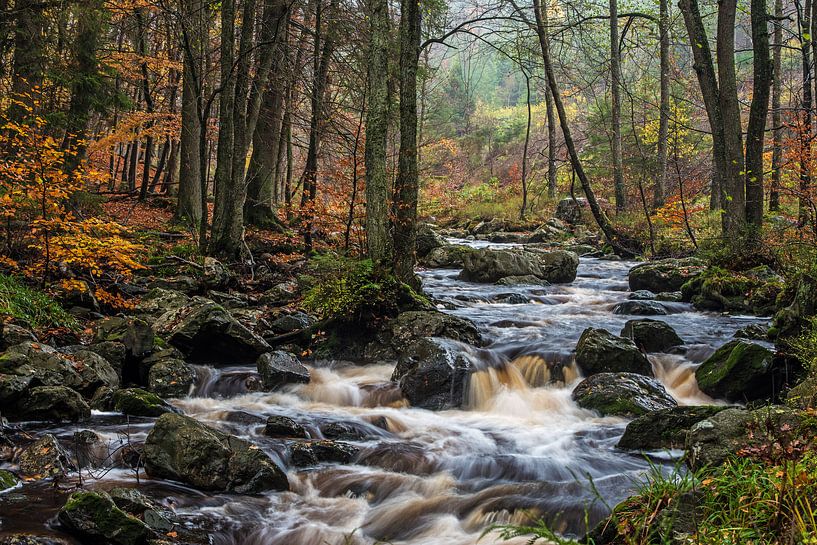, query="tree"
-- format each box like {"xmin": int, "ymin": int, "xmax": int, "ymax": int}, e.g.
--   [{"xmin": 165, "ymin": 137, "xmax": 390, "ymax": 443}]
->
[
  {"xmin": 609, "ymin": 0, "xmax": 625, "ymax": 213},
  {"xmin": 654, "ymin": 0, "xmax": 670, "ymax": 208}
]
